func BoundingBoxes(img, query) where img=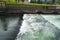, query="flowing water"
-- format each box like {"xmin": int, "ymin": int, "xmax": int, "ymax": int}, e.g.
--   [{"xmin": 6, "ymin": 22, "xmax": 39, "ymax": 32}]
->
[
  {"xmin": 16, "ymin": 14, "xmax": 60, "ymax": 40},
  {"xmin": 0, "ymin": 14, "xmax": 23, "ymax": 40},
  {"xmin": 0, "ymin": 14, "xmax": 60, "ymax": 40}
]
